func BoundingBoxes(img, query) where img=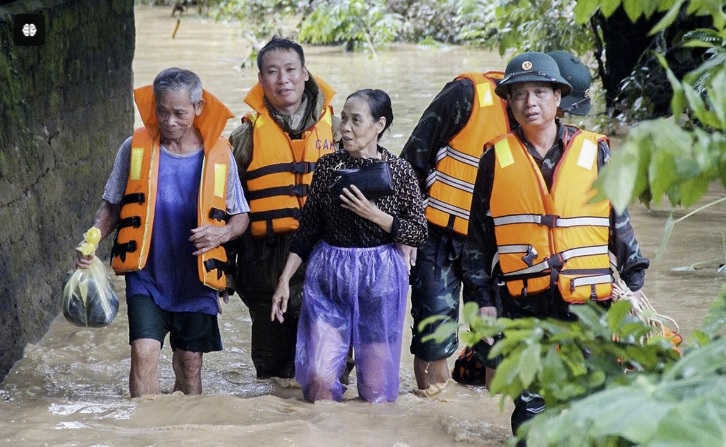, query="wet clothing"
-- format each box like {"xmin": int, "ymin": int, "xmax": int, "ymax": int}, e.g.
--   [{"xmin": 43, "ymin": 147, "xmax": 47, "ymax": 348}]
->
[
  {"xmin": 103, "ymin": 90, "xmax": 248, "ymax": 317},
  {"xmin": 126, "ymin": 294, "xmax": 223, "ymax": 353},
  {"xmin": 101, "ymin": 86, "xmax": 245, "ymax": 355},
  {"xmin": 401, "ymin": 75, "xmax": 512, "ymax": 362},
  {"xmin": 289, "ymin": 148, "xmax": 427, "ymax": 257},
  {"xmin": 466, "ymin": 121, "xmax": 649, "ymax": 435},
  {"xmin": 290, "ymin": 147, "xmax": 427, "ymax": 402},
  {"xmin": 228, "ymin": 75, "xmax": 340, "ymax": 378}
]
